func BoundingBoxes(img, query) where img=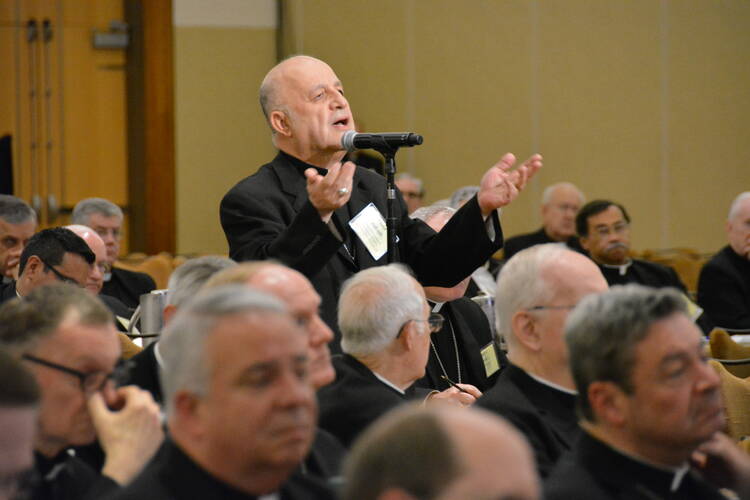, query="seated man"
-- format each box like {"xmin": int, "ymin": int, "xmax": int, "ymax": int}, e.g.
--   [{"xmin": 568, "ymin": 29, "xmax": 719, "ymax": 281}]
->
[
  {"xmin": 0, "ymin": 349, "xmax": 39, "ymax": 500},
  {"xmin": 477, "ymin": 244, "xmax": 608, "ymax": 477},
  {"xmin": 394, "ymin": 173, "xmax": 425, "ymax": 214},
  {"xmin": 0, "ymin": 195, "xmax": 37, "ymax": 282},
  {"xmin": 318, "ymin": 264, "xmax": 481, "ymax": 448},
  {"xmin": 545, "ymin": 285, "xmax": 728, "ymax": 499},
  {"xmin": 576, "ymin": 199, "xmax": 686, "ymax": 290},
  {"xmin": 698, "ymin": 191, "xmax": 750, "ymax": 329},
  {"xmin": 0, "ymin": 284, "xmax": 163, "ymax": 500},
  {"xmin": 110, "ymin": 285, "xmax": 333, "ymax": 499},
  {"xmin": 342, "ymin": 404, "xmax": 540, "ymax": 500},
  {"xmin": 124, "ymin": 256, "xmax": 236, "ymax": 403},
  {"xmin": 503, "ymin": 182, "xmax": 585, "ymax": 260},
  {"xmin": 410, "ymin": 205, "xmax": 504, "ymax": 392},
  {"xmin": 72, "ymin": 198, "xmax": 155, "ymax": 309},
  {"xmin": 0, "ymin": 227, "xmax": 94, "ymax": 304}
]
